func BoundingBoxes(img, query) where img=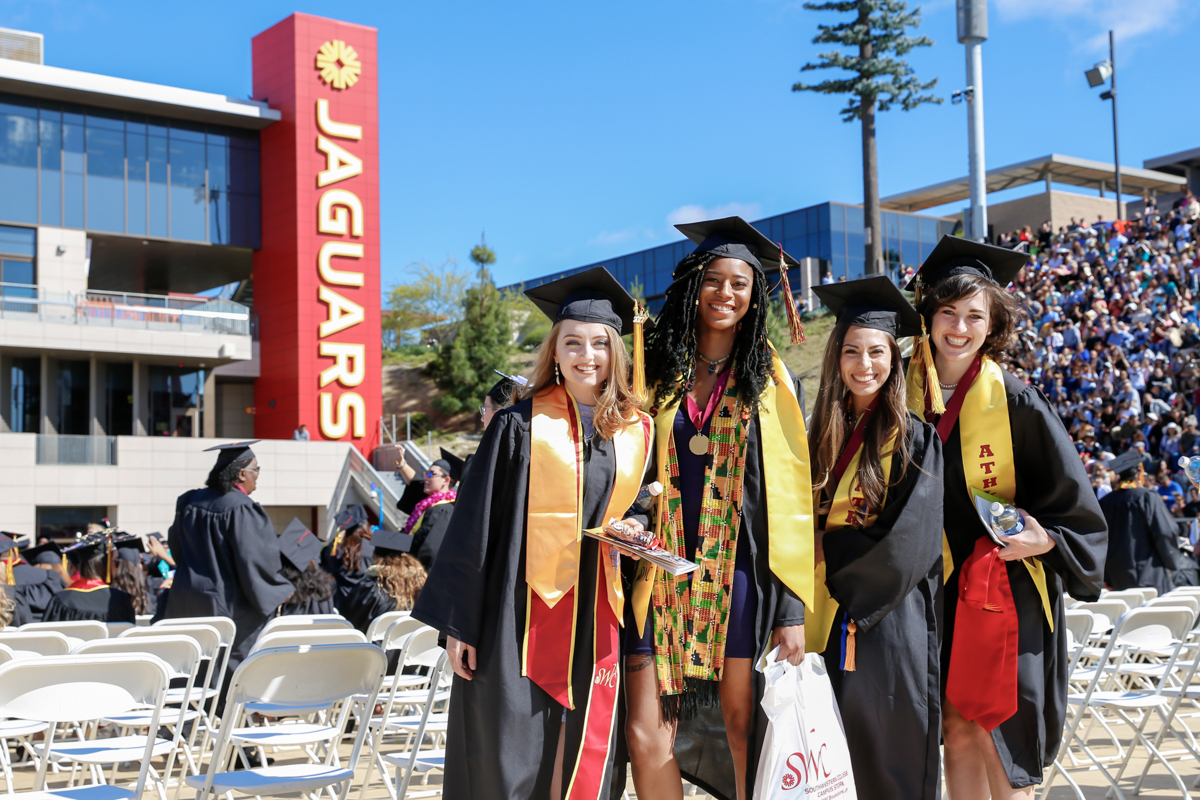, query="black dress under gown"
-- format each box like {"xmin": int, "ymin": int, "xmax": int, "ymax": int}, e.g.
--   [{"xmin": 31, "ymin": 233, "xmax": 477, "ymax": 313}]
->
[
  {"xmin": 940, "ymin": 369, "xmax": 1108, "ymax": 788},
  {"xmin": 43, "ymin": 584, "xmax": 136, "ymax": 623},
  {"xmin": 819, "ymin": 413, "xmax": 944, "ymax": 800},
  {"xmin": 412, "ymin": 400, "xmax": 637, "ymax": 800}
]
